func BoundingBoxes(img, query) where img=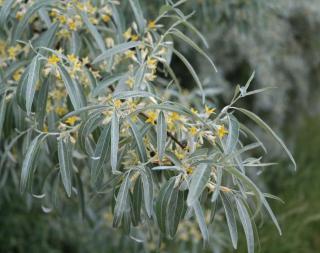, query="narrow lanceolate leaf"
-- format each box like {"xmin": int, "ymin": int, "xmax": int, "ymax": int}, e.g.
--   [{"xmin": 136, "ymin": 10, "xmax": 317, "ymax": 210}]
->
[
  {"xmin": 93, "ymin": 41, "xmax": 142, "ymax": 64},
  {"xmin": 128, "ymin": 0, "xmax": 146, "ymax": 33},
  {"xmin": 113, "ymin": 171, "xmax": 131, "ymax": 227},
  {"xmin": 13, "ymin": 0, "xmax": 54, "ymax": 41},
  {"xmin": 235, "ymin": 197, "xmax": 254, "ymax": 253},
  {"xmin": 58, "ymin": 137, "xmax": 73, "ymax": 197},
  {"xmin": 36, "ymin": 75, "xmax": 50, "ymax": 129},
  {"xmin": 157, "ymin": 111, "xmax": 167, "ymax": 161},
  {"xmin": 172, "ymin": 48, "xmax": 205, "ymax": 104},
  {"xmin": 92, "ymin": 73, "xmax": 125, "ymax": 96},
  {"xmin": 193, "ymin": 200, "xmax": 209, "ymax": 242},
  {"xmin": 127, "ymin": 118, "xmax": 147, "ymax": 163},
  {"xmin": 81, "ymin": 13, "xmax": 106, "ymax": 53},
  {"xmin": 91, "ymin": 123, "xmax": 111, "ymax": 186},
  {"xmin": 232, "ymin": 107, "xmax": 296, "ymax": 170},
  {"xmin": 170, "ymin": 28, "xmax": 217, "ymax": 72},
  {"xmin": 141, "ymin": 167, "xmax": 154, "ymax": 217},
  {"xmin": 225, "ymin": 114, "xmax": 239, "ymax": 154},
  {"xmin": 111, "ymin": 111, "xmax": 119, "ymax": 174},
  {"xmin": 221, "ymin": 192, "xmax": 238, "ymax": 249},
  {"xmin": 26, "ymin": 55, "xmax": 41, "ymax": 115},
  {"xmin": 113, "ymin": 90, "xmax": 160, "ymax": 100},
  {"xmin": 20, "ymin": 134, "xmax": 46, "ymax": 193},
  {"xmin": 187, "ymin": 163, "xmax": 211, "ymax": 206},
  {"xmin": 0, "ymin": 93, "xmax": 7, "ymax": 139},
  {"xmin": 155, "ymin": 177, "xmax": 176, "ymax": 234},
  {"xmin": 0, "ymin": 0, "xmax": 14, "ymax": 26},
  {"xmin": 58, "ymin": 64, "xmax": 86, "ymax": 110},
  {"xmin": 131, "ymin": 176, "xmax": 143, "ymax": 226}
]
